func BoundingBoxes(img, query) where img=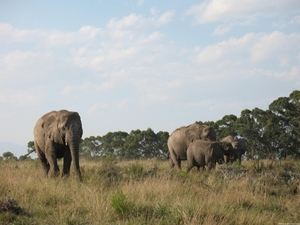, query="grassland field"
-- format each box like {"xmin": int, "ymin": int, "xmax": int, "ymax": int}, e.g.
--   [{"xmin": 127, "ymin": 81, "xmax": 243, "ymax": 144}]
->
[{"xmin": 0, "ymin": 158, "xmax": 300, "ymax": 225}]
